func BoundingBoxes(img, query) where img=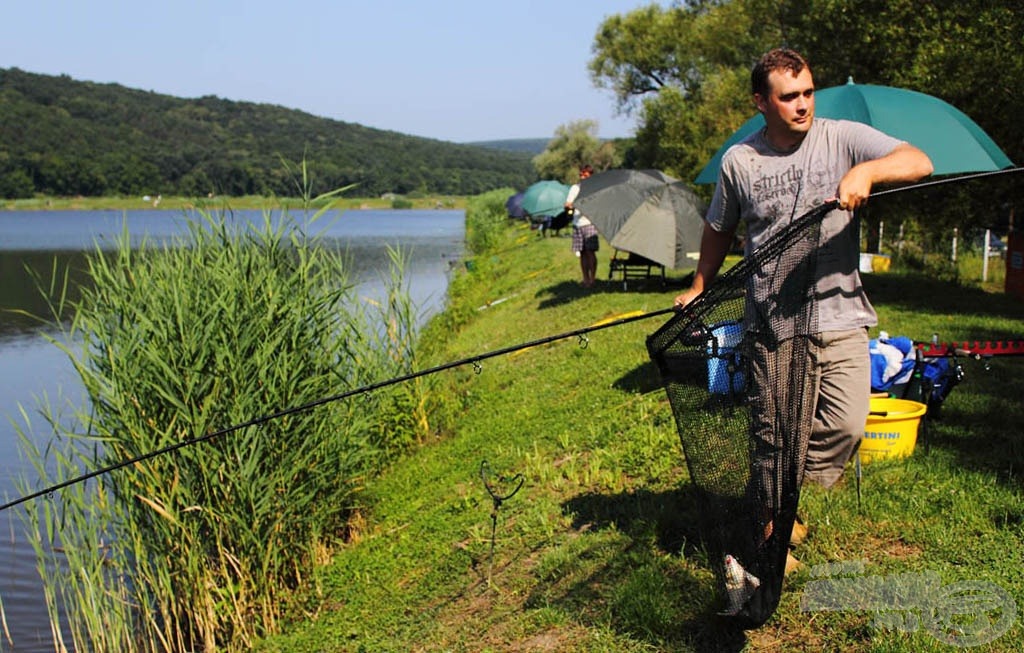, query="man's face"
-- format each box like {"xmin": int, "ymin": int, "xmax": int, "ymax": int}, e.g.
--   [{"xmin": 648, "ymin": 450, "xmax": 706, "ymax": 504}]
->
[{"xmin": 755, "ymin": 67, "xmax": 815, "ymax": 143}]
